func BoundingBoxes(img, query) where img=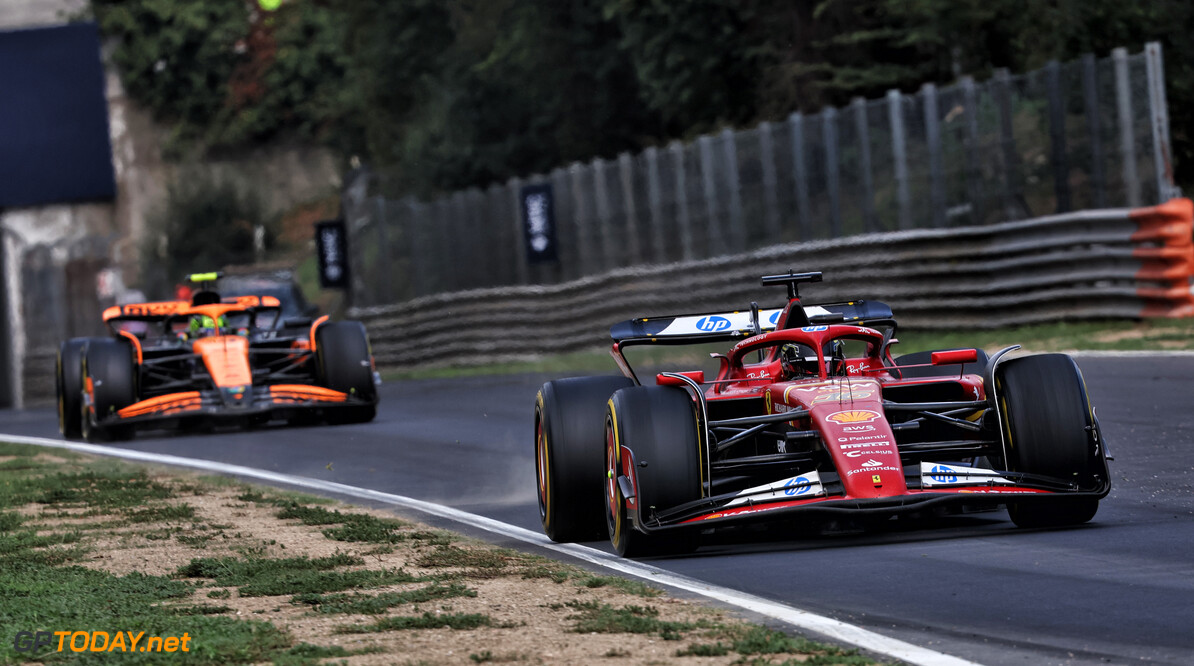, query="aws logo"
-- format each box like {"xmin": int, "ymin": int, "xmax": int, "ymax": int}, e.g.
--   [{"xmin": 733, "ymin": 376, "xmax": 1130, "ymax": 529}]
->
[{"xmin": 826, "ymin": 409, "xmax": 882, "ymax": 424}]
